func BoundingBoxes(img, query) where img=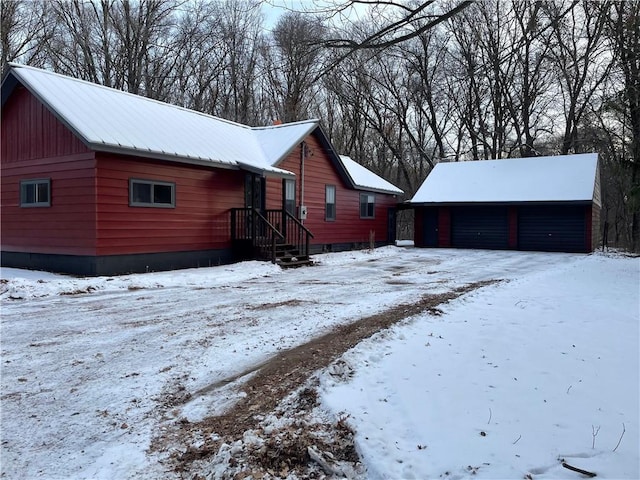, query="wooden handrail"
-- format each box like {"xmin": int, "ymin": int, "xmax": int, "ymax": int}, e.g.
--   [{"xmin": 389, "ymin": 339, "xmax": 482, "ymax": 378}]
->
[
  {"xmin": 283, "ymin": 210, "xmax": 315, "ymax": 238},
  {"xmin": 253, "ymin": 208, "xmax": 285, "ymax": 240},
  {"xmin": 231, "ymin": 207, "xmax": 313, "ymax": 264}
]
